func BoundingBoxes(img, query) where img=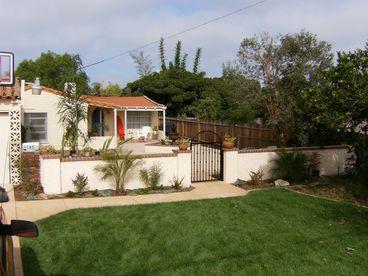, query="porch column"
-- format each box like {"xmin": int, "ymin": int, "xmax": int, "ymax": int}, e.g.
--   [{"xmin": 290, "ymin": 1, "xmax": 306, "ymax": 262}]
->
[
  {"xmin": 124, "ymin": 109, "xmax": 128, "ymax": 139},
  {"xmin": 163, "ymin": 109, "xmax": 166, "ymax": 137},
  {"xmin": 114, "ymin": 108, "xmax": 117, "ymax": 146}
]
